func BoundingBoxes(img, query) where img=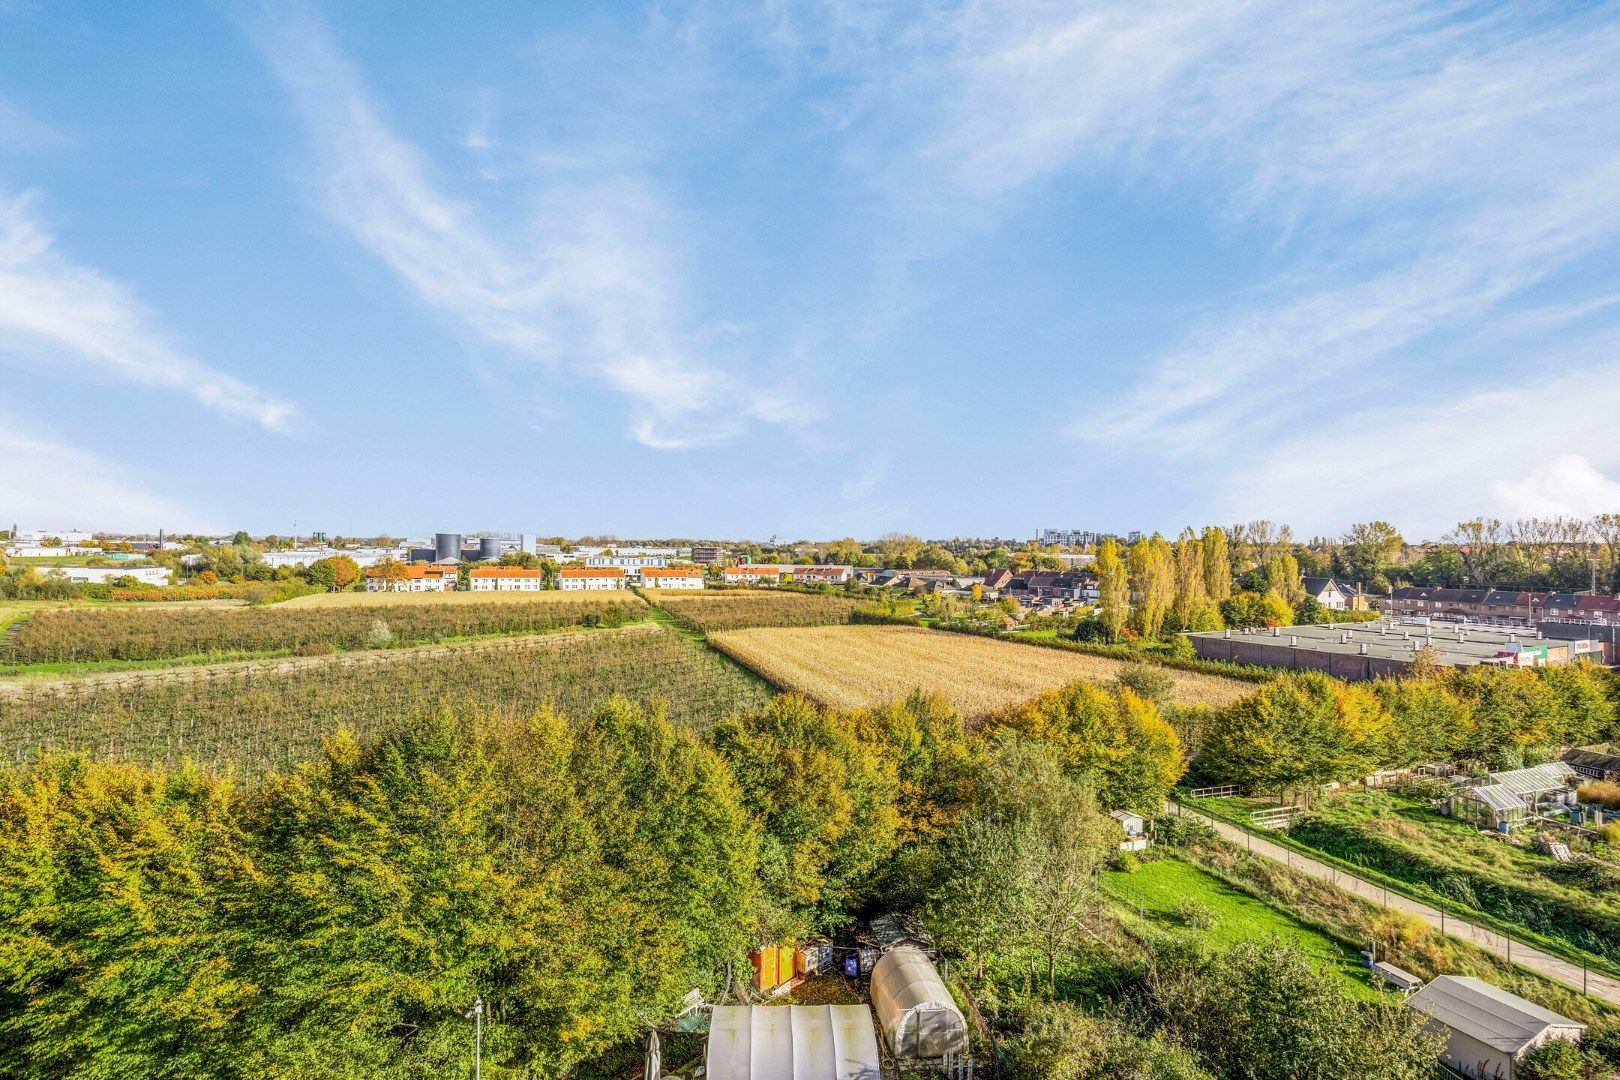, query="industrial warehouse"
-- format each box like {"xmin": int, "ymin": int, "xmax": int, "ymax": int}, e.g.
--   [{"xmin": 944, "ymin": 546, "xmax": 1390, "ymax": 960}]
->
[{"xmin": 1187, "ymin": 620, "xmax": 1610, "ymax": 679}]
